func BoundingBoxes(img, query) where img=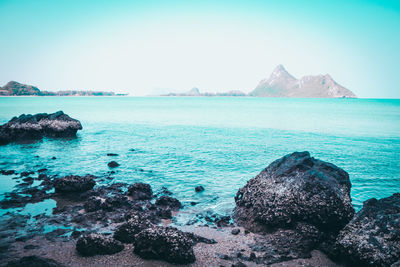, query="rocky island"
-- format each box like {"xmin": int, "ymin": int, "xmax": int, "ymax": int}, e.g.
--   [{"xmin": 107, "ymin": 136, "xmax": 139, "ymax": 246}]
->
[
  {"xmin": 162, "ymin": 65, "xmax": 357, "ymax": 98},
  {"xmin": 0, "ymin": 81, "xmax": 126, "ymax": 96}
]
